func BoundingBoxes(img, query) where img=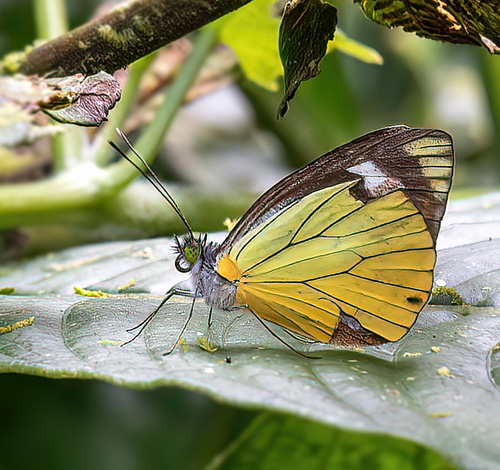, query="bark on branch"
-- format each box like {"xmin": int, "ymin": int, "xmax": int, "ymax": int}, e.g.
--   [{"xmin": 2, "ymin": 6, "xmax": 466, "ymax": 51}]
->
[{"xmin": 18, "ymin": 0, "xmax": 252, "ymax": 77}]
